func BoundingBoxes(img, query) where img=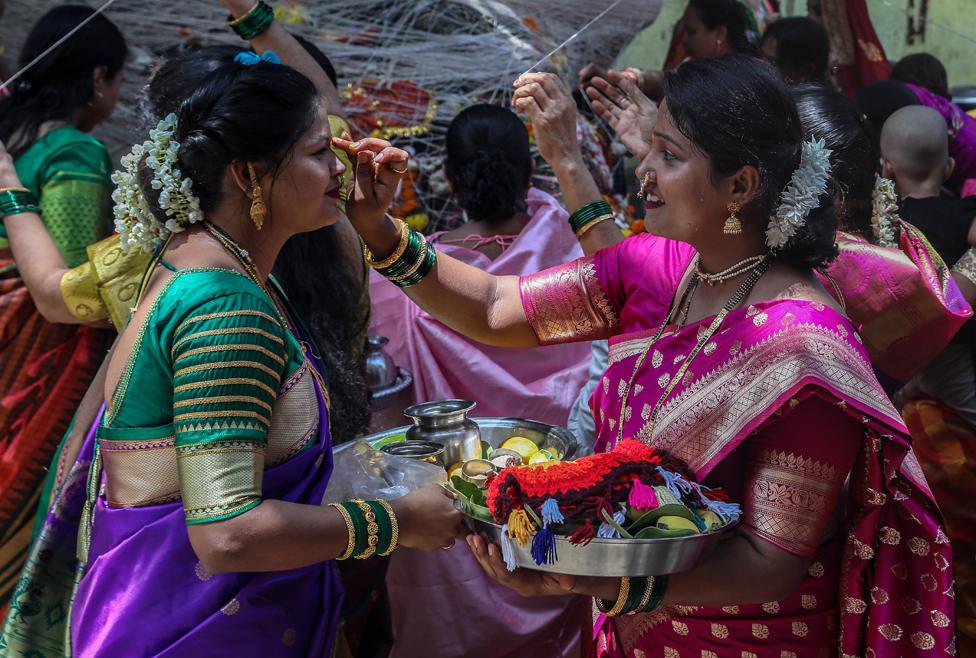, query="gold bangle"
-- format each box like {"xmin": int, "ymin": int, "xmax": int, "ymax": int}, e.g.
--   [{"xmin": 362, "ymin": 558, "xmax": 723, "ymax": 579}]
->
[
  {"xmin": 387, "ymin": 237, "xmax": 431, "ymax": 283},
  {"xmin": 354, "ymin": 500, "xmax": 379, "ymax": 559},
  {"xmin": 228, "ymin": 0, "xmax": 261, "ymax": 26},
  {"xmin": 377, "ymin": 499, "xmax": 399, "ymax": 556},
  {"xmin": 952, "ymin": 248, "xmax": 976, "ymax": 288},
  {"xmin": 0, "ymin": 186, "xmax": 29, "ymax": 194},
  {"xmin": 575, "ymin": 214, "xmax": 614, "ymax": 239},
  {"xmin": 330, "ymin": 503, "xmax": 356, "ymax": 560},
  {"xmin": 596, "ymin": 577, "xmax": 631, "ymax": 617},
  {"xmin": 364, "ymin": 218, "xmax": 408, "ymax": 269},
  {"xmin": 633, "ymin": 576, "xmax": 655, "ymax": 614}
]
